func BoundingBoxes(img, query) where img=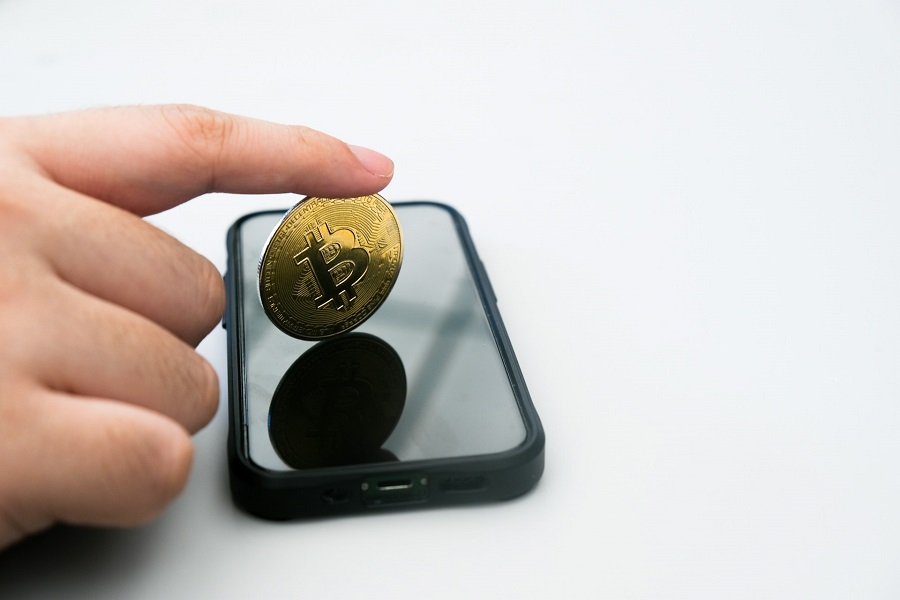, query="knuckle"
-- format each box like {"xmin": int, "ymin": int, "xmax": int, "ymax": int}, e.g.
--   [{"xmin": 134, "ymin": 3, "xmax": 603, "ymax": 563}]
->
[
  {"xmin": 194, "ymin": 255, "xmax": 226, "ymax": 333},
  {"xmin": 160, "ymin": 104, "xmax": 237, "ymax": 165},
  {"xmin": 143, "ymin": 343, "xmax": 218, "ymax": 432},
  {"xmin": 119, "ymin": 426, "xmax": 193, "ymax": 525},
  {"xmin": 173, "ymin": 252, "xmax": 225, "ymax": 346},
  {"xmin": 0, "ymin": 181, "xmax": 42, "ymax": 238},
  {"xmin": 191, "ymin": 357, "xmax": 220, "ymax": 431},
  {"xmin": 143, "ymin": 223, "xmax": 224, "ymax": 343},
  {"xmin": 169, "ymin": 351, "xmax": 219, "ymax": 432}
]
